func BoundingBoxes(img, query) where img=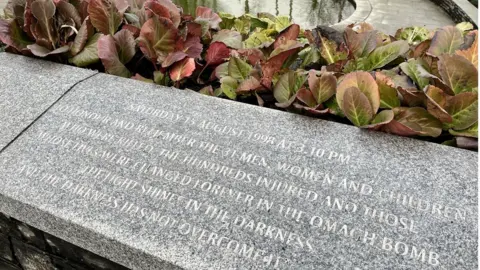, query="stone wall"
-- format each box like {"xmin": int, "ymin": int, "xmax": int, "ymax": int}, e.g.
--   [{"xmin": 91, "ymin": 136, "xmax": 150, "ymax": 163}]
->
[{"xmin": 0, "ymin": 213, "xmax": 130, "ymax": 270}]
